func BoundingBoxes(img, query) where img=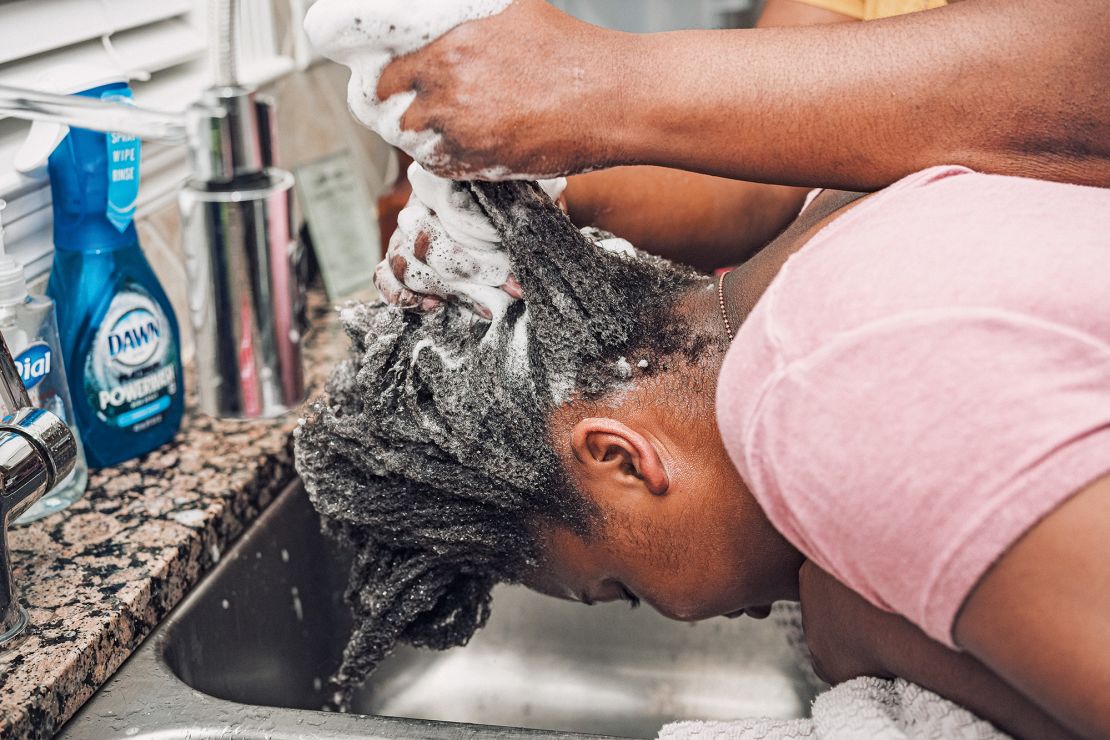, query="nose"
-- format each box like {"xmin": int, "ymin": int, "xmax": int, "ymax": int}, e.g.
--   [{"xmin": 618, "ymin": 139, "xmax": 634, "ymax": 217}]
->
[
  {"xmin": 577, "ymin": 580, "xmax": 629, "ymax": 606},
  {"xmin": 746, "ymin": 605, "xmax": 773, "ymax": 620}
]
